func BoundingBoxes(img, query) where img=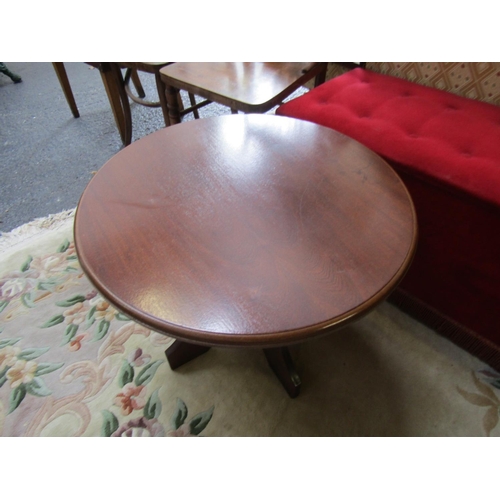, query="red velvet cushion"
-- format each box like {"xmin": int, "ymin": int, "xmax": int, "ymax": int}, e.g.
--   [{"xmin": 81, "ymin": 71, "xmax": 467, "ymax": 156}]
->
[{"xmin": 277, "ymin": 68, "xmax": 500, "ymax": 208}]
